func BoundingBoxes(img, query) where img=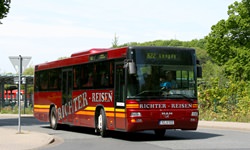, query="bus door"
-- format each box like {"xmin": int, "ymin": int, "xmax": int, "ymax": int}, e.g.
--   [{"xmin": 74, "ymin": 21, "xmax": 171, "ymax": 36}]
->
[
  {"xmin": 114, "ymin": 62, "xmax": 126, "ymax": 130},
  {"xmin": 62, "ymin": 68, "xmax": 73, "ymax": 124}
]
